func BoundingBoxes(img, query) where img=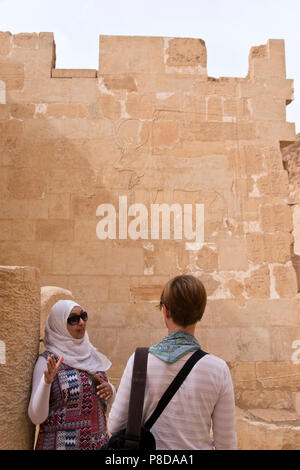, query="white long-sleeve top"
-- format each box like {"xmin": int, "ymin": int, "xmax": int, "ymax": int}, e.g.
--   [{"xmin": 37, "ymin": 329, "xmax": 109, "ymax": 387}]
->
[
  {"xmin": 28, "ymin": 356, "xmax": 115, "ymax": 425},
  {"xmin": 108, "ymin": 351, "xmax": 237, "ymax": 450}
]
